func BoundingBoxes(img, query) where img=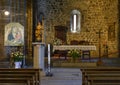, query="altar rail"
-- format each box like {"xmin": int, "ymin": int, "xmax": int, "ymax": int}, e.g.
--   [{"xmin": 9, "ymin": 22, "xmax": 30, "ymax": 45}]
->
[{"xmin": 53, "ymin": 45, "xmax": 96, "ymax": 51}]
